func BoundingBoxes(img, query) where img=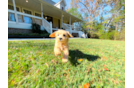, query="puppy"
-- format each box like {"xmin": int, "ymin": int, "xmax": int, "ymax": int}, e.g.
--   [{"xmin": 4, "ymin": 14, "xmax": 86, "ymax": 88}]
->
[{"xmin": 49, "ymin": 29, "xmax": 73, "ymax": 63}]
